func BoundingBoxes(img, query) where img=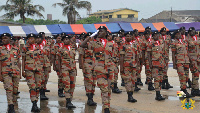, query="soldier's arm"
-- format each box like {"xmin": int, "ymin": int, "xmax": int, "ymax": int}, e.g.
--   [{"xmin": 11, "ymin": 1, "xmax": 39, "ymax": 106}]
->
[
  {"xmin": 120, "ymin": 54, "xmax": 124, "ymax": 73},
  {"xmin": 0, "ymin": 61, "xmax": 2, "ymax": 82},
  {"xmin": 58, "ymin": 56, "xmax": 61, "ymax": 74},
  {"xmin": 80, "ymin": 37, "xmax": 91, "ymax": 48},
  {"xmin": 22, "ymin": 56, "xmax": 25, "ymax": 77},
  {"xmin": 172, "ymin": 51, "xmax": 177, "ymax": 69},
  {"xmin": 147, "ymin": 52, "xmax": 152, "ymax": 68}
]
